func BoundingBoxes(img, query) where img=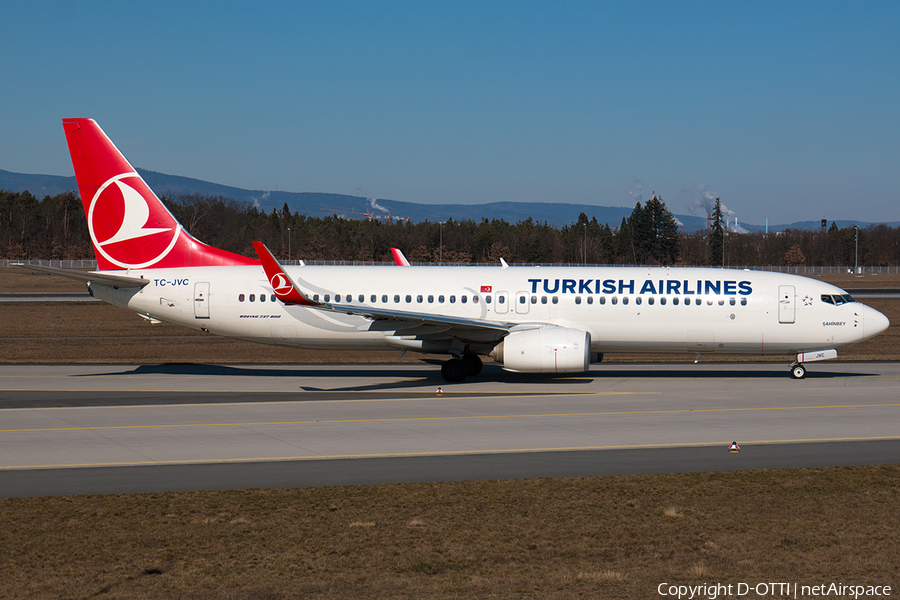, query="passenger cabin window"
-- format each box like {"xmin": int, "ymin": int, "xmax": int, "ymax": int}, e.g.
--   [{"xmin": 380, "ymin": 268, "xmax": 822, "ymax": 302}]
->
[
  {"xmin": 428, "ymin": 295, "xmax": 434, "ymax": 303},
  {"xmin": 473, "ymin": 296, "xmax": 479, "ymax": 304},
  {"xmin": 313, "ymin": 294, "xmax": 320, "ymax": 302},
  {"xmin": 485, "ymin": 296, "xmax": 491, "ymax": 304},
  {"xmin": 575, "ymin": 297, "xmax": 582, "ymax": 305},
  {"xmin": 622, "ymin": 297, "xmax": 629, "ymax": 305},
  {"xmin": 239, "ymin": 294, "xmax": 245, "ymax": 302},
  {"xmin": 450, "ymin": 295, "xmax": 456, "ymax": 303},
  {"xmin": 382, "ymin": 295, "xmax": 388, "ymax": 303},
  {"xmin": 394, "ymin": 295, "xmax": 400, "ymax": 303},
  {"xmin": 271, "ymin": 295, "xmax": 276, "ymax": 302},
  {"xmin": 405, "ymin": 295, "xmax": 412, "ymax": 303},
  {"xmin": 417, "ymin": 295, "xmax": 423, "ymax": 303},
  {"xmin": 648, "ymin": 297, "xmax": 654, "ymax": 305},
  {"xmin": 599, "ymin": 296, "xmax": 606, "ymax": 305},
  {"xmin": 260, "ymin": 294, "xmax": 265, "ymax": 302},
  {"xmin": 695, "ymin": 298, "xmax": 701, "ymax": 305},
  {"xmin": 439, "ymin": 295, "xmax": 445, "ymax": 303},
  {"xmin": 250, "ymin": 294, "xmax": 256, "ymax": 302},
  {"xmin": 359, "ymin": 294, "xmax": 365, "ymax": 303},
  {"xmin": 673, "ymin": 297, "xmax": 679, "ymax": 306},
  {"xmin": 587, "ymin": 296, "xmax": 593, "ymax": 305},
  {"xmin": 371, "ymin": 295, "xmax": 376, "ymax": 303},
  {"xmin": 552, "ymin": 297, "xmax": 558, "ymax": 304},
  {"xmin": 541, "ymin": 296, "xmax": 548, "ymax": 304},
  {"xmin": 324, "ymin": 295, "xmax": 330, "ymax": 303},
  {"xmin": 497, "ymin": 296, "xmax": 503, "ymax": 304},
  {"xmin": 522, "ymin": 296, "xmax": 529, "ymax": 304},
  {"xmin": 461, "ymin": 296, "xmax": 467, "ymax": 304}
]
